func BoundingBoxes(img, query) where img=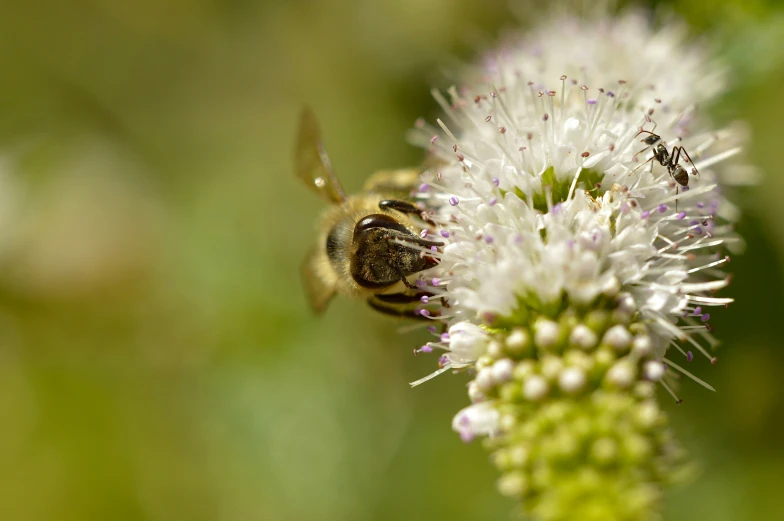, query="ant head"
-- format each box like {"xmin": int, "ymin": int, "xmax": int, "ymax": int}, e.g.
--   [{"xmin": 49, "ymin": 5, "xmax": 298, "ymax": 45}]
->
[{"xmin": 636, "ymin": 129, "xmax": 662, "ymax": 146}]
